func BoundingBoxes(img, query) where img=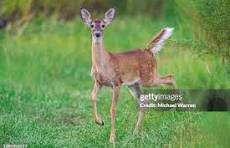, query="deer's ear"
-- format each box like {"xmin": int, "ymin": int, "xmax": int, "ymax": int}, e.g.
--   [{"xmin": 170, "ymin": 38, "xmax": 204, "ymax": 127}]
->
[
  {"xmin": 104, "ymin": 8, "xmax": 115, "ymax": 26},
  {"xmin": 80, "ymin": 8, "xmax": 92, "ymax": 27}
]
